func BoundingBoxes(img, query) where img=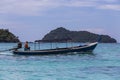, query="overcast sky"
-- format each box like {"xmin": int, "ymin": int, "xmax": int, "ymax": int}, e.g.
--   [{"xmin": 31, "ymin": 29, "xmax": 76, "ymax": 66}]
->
[{"xmin": 0, "ymin": 0, "xmax": 120, "ymax": 42}]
